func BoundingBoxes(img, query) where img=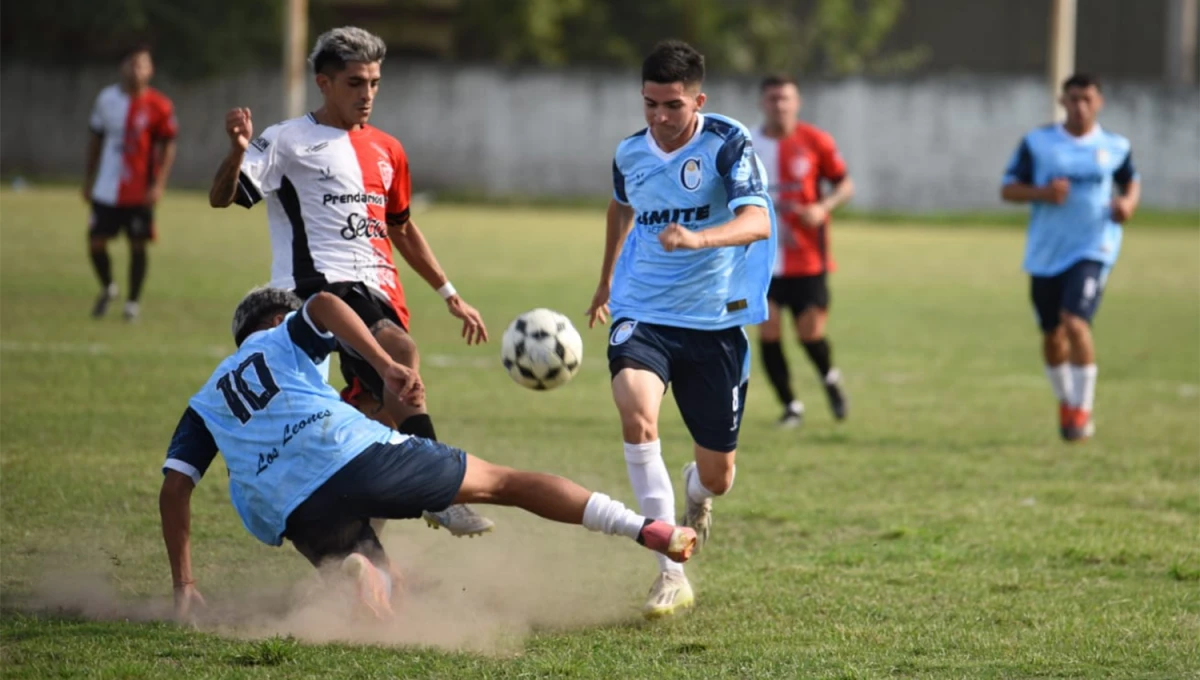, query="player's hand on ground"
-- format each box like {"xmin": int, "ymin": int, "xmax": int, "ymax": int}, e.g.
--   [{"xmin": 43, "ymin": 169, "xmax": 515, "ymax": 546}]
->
[
  {"xmin": 446, "ymin": 295, "xmax": 488, "ymax": 345},
  {"xmin": 586, "ymin": 284, "xmax": 610, "ymax": 328},
  {"xmin": 382, "ymin": 362, "xmax": 423, "ymax": 404},
  {"xmin": 797, "ymin": 203, "xmax": 829, "ymax": 228},
  {"xmin": 1111, "ymin": 196, "xmax": 1136, "ymax": 223},
  {"xmin": 658, "ymin": 223, "xmax": 701, "ymax": 252},
  {"xmin": 173, "ymin": 582, "xmax": 206, "ymax": 622},
  {"xmin": 226, "ymin": 108, "xmax": 253, "ymax": 151},
  {"xmin": 1044, "ymin": 178, "xmax": 1070, "ymax": 205}
]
